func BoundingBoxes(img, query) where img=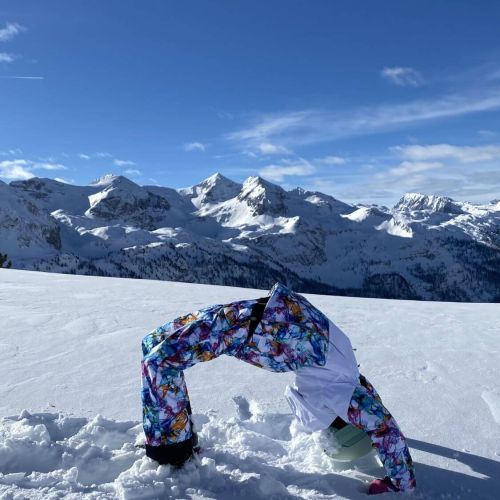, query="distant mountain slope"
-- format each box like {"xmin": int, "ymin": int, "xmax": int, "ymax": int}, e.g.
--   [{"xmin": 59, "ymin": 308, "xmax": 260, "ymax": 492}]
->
[{"xmin": 2, "ymin": 172, "xmax": 499, "ymax": 301}]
